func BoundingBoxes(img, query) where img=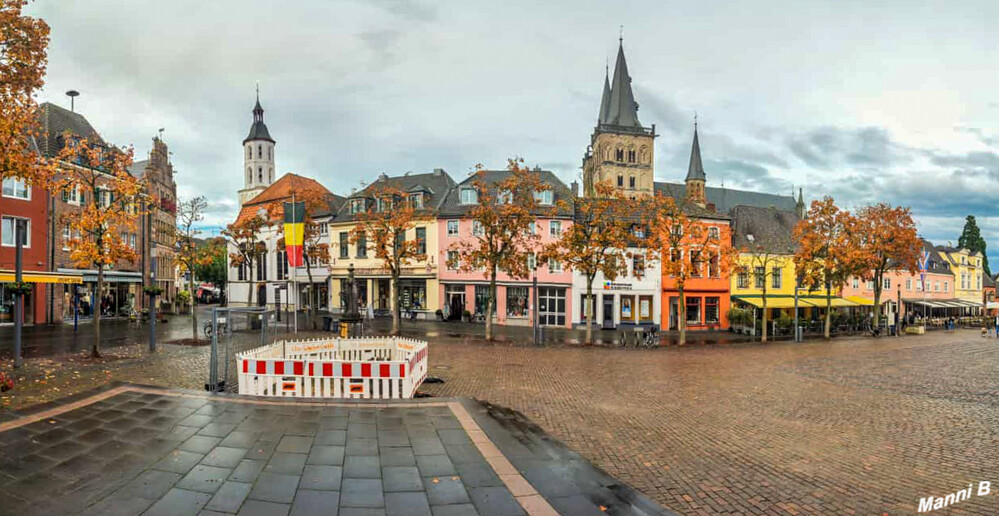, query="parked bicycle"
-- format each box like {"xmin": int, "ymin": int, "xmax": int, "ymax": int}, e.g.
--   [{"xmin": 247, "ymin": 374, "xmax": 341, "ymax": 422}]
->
[{"xmin": 204, "ymin": 317, "xmax": 228, "ymax": 339}]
